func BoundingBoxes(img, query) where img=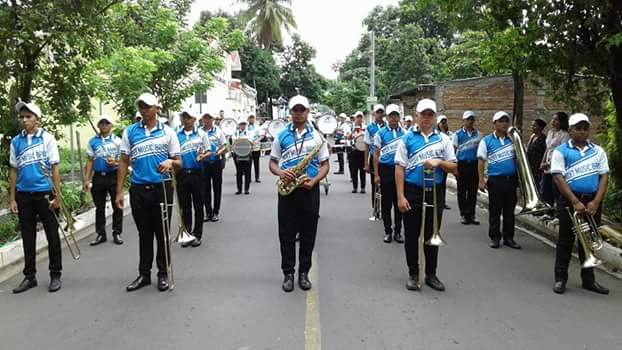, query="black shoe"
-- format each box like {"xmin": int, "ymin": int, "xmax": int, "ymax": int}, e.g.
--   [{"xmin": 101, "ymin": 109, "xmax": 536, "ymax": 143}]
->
[
  {"xmin": 282, "ymin": 273, "xmax": 295, "ymax": 292},
  {"xmin": 490, "ymin": 240, "xmax": 501, "ymax": 249},
  {"xmin": 113, "ymin": 234, "xmax": 123, "ymax": 245},
  {"xmin": 470, "ymin": 218, "xmax": 480, "ymax": 225},
  {"xmin": 299, "ymin": 273, "xmax": 312, "ymax": 290},
  {"xmin": 383, "ymin": 233, "xmax": 392, "ymax": 243},
  {"xmin": 181, "ymin": 239, "xmax": 193, "ymax": 248},
  {"xmin": 90, "ymin": 235, "xmax": 106, "ymax": 246},
  {"xmin": 48, "ymin": 277, "xmax": 62, "ymax": 292},
  {"xmin": 334, "ymin": 171, "xmax": 344, "ymax": 175},
  {"xmin": 244, "ymin": 191, "xmax": 250, "ymax": 195},
  {"xmin": 444, "ymin": 204, "xmax": 451, "ymax": 210},
  {"xmin": 204, "ymin": 214, "xmax": 212, "ymax": 222},
  {"xmin": 503, "ymin": 240, "xmax": 522, "ymax": 249},
  {"xmin": 211, "ymin": 214, "xmax": 219, "ymax": 222},
  {"xmin": 12, "ymin": 277, "xmax": 37, "ymax": 294},
  {"xmin": 352, "ymin": 189, "xmax": 357, "ymax": 193},
  {"xmin": 582, "ymin": 281, "xmax": 609, "ymax": 295},
  {"xmin": 157, "ymin": 276, "xmax": 169, "ymax": 291},
  {"xmin": 191, "ymin": 238, "xmax": 202, "ymax": 247},
  {"xmin": 360, "ymin": 189, "xmax": 366, "ymax": 194},
  {"xmin": 553, "ymin": 281, "xmax": 566, "ymax": 294},
  {"xmin": 255, "ymin": 179, "xmax": 261, "ymax": 183},
  {"xmin": 461, "ymin": 217, "xmax": 471, "ymax": 225},
  {"xmin": 235, "ymin": 191, "xmax": 241, "ymax": 195},
  {"xmin": 425, "ymin": 275, "xmax": 445, "ymax": 291},
  {"xmin": 394, "ymin": 232, "xmax": 404, "ymax": 243},
  {"xmin": 126, "ymin": 275, "xmax": 151, "ymax": 292},
  {"xmin": 406, "ymin": 275, "xmax": 420, "ymax": 291}
]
